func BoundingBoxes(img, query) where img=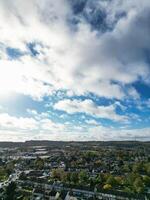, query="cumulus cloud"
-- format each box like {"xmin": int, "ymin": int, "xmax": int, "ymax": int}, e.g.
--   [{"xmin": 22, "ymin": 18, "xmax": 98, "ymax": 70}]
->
[
  {"xmin": 0, "ymin": 113, "xmax": 38, "ymax": 130},
  {"xmin": 0, "ymin": 0, "xmax": 149, "ymax": 100},
  {"xmin": 0, "ymin": 112, "xmax": 67, "ymax": 135},
  {"xmin": 0, "ymin": 114, "xmax": 149, "ymax": 141},
  {"xmin": 86, "ymin": 126, "xmax": 150, "ymax": 141},
  {"xmin": 54, "ymin": 99, "xmax": 128, "ymax": 122},
  {"xmin": 85, "ymin": 119, "xmax": 99, "ymax": 125},
  {"xmin": 0, "ymin": 0, "xmax": 149, "ymax": 141}
]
